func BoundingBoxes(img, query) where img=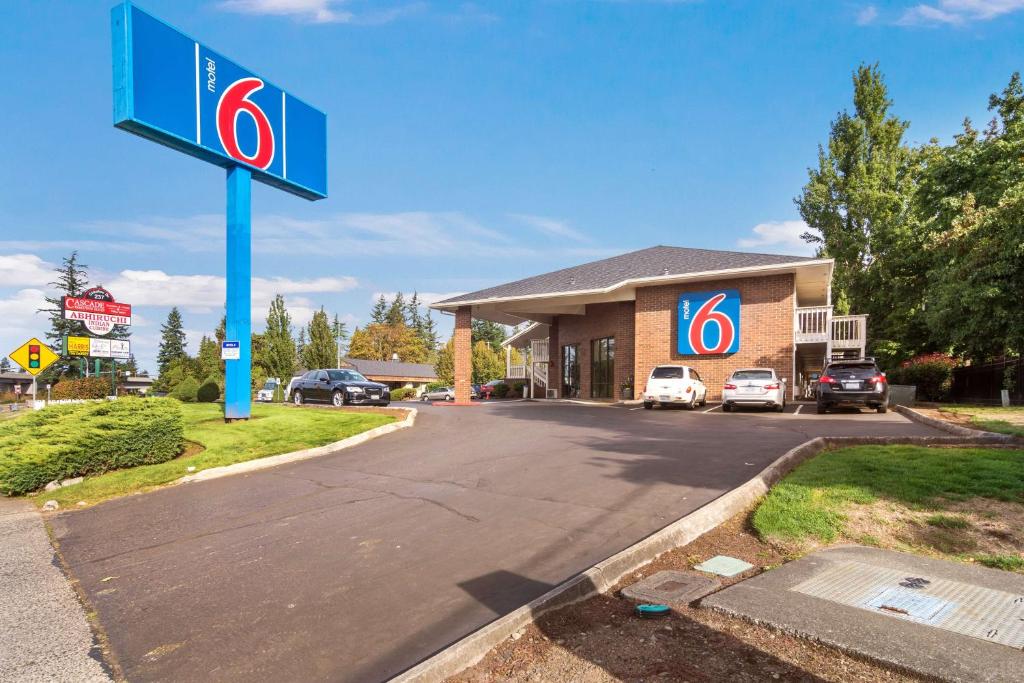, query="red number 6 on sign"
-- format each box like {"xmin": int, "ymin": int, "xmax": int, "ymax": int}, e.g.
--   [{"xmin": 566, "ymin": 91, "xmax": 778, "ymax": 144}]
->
[{"xmin": 216, "ymin": 78, "xmax": 275, "ymax": 170}]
